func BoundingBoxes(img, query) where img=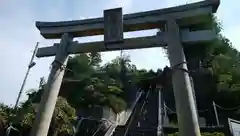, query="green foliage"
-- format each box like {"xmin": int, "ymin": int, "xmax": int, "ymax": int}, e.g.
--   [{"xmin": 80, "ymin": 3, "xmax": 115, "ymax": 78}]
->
[
  {"xmin": 0, "ymin": 103, "xmax": 14, "ymax": 126},
  {"xmin": 199, "ymin": 17, "xmax": 240, "ymax": 109},
  {"xmin": 18, "ymin": 95, "xmax": 76, "ymax": 135},
  {"xmin": 53, "ymin": 97, "xmax": 76, "ymax": 134},
  {"xmin": 168, "ymin": 132, "xmax": 224, "ymax": 136},
  {"xmin": 108, "ymin": 94, "xmax": 127, "ymax": 113},
  {"xmin": 8, "ymin": 52, "xmax": 145, "ymax": 135},
  {"xmin": 162, "ymin": 15, "xmax": 240, "ymax": 109},
  {"xmin": 20, "ymin": 103, "xmax": 36, "ymax": 127},
  {"xmin": 63, "ymin": 53, "xmax": 141, "ymax": 113}
]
